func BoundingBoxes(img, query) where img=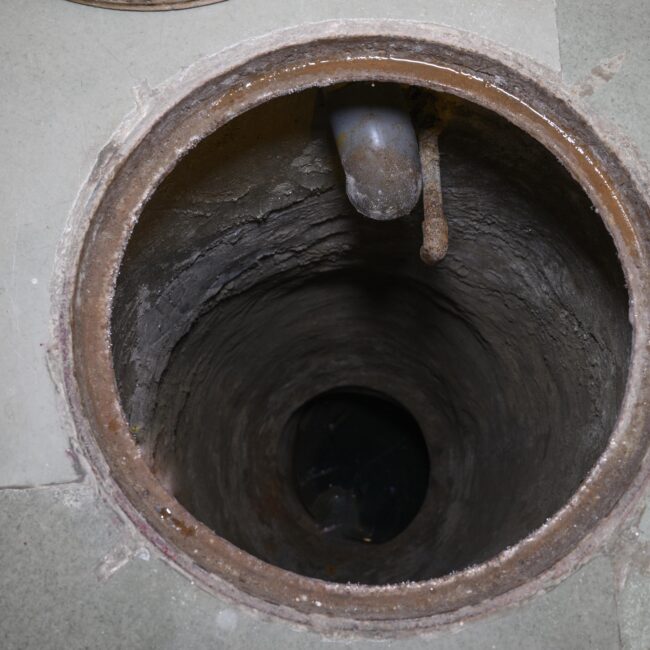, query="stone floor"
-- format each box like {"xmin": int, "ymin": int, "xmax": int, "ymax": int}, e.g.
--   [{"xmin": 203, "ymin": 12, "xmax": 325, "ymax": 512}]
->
[{"xmin": 1, "ymin": 1, "xmax": 650, "ymax": 647}]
